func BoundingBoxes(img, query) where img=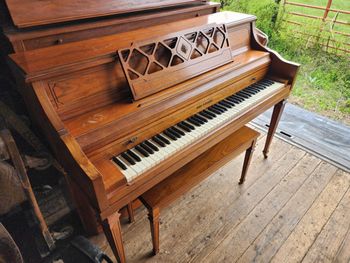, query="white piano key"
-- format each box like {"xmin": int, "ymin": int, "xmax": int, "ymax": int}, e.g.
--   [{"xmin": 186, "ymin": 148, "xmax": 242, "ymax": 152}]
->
[{"xmin": 112, "ymin": 80, "xmax": 286, "ymax": 182}]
